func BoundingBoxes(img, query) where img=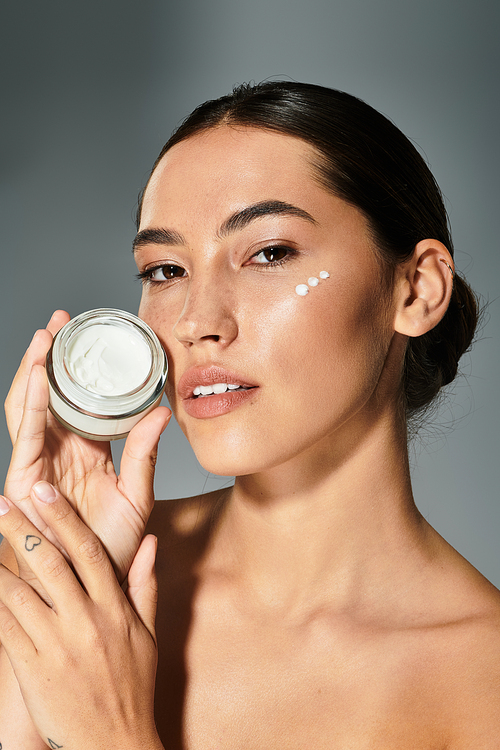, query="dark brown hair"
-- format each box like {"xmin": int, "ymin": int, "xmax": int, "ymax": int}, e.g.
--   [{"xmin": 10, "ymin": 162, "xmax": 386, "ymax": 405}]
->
[{"xmin": 137, "ymin": 81, "xmax": 478, "ymax": 418}]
